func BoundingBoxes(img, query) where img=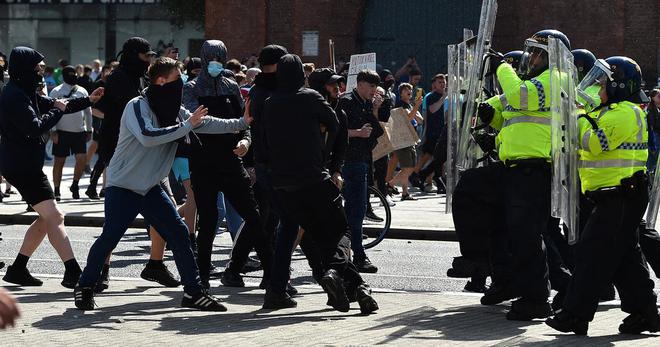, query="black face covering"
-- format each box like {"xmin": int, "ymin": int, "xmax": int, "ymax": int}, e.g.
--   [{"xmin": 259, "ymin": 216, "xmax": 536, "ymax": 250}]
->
[
  {"xmin": 62, "ymin": 66, "xmax": 77, "ymax": 85},
  {"xmin": 145, "ymin": 78, "xmax": 184, "ymax": 128},
  {"xmin": 383, "ymin": 79, "xmax": 395, "ymax": 91}
]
